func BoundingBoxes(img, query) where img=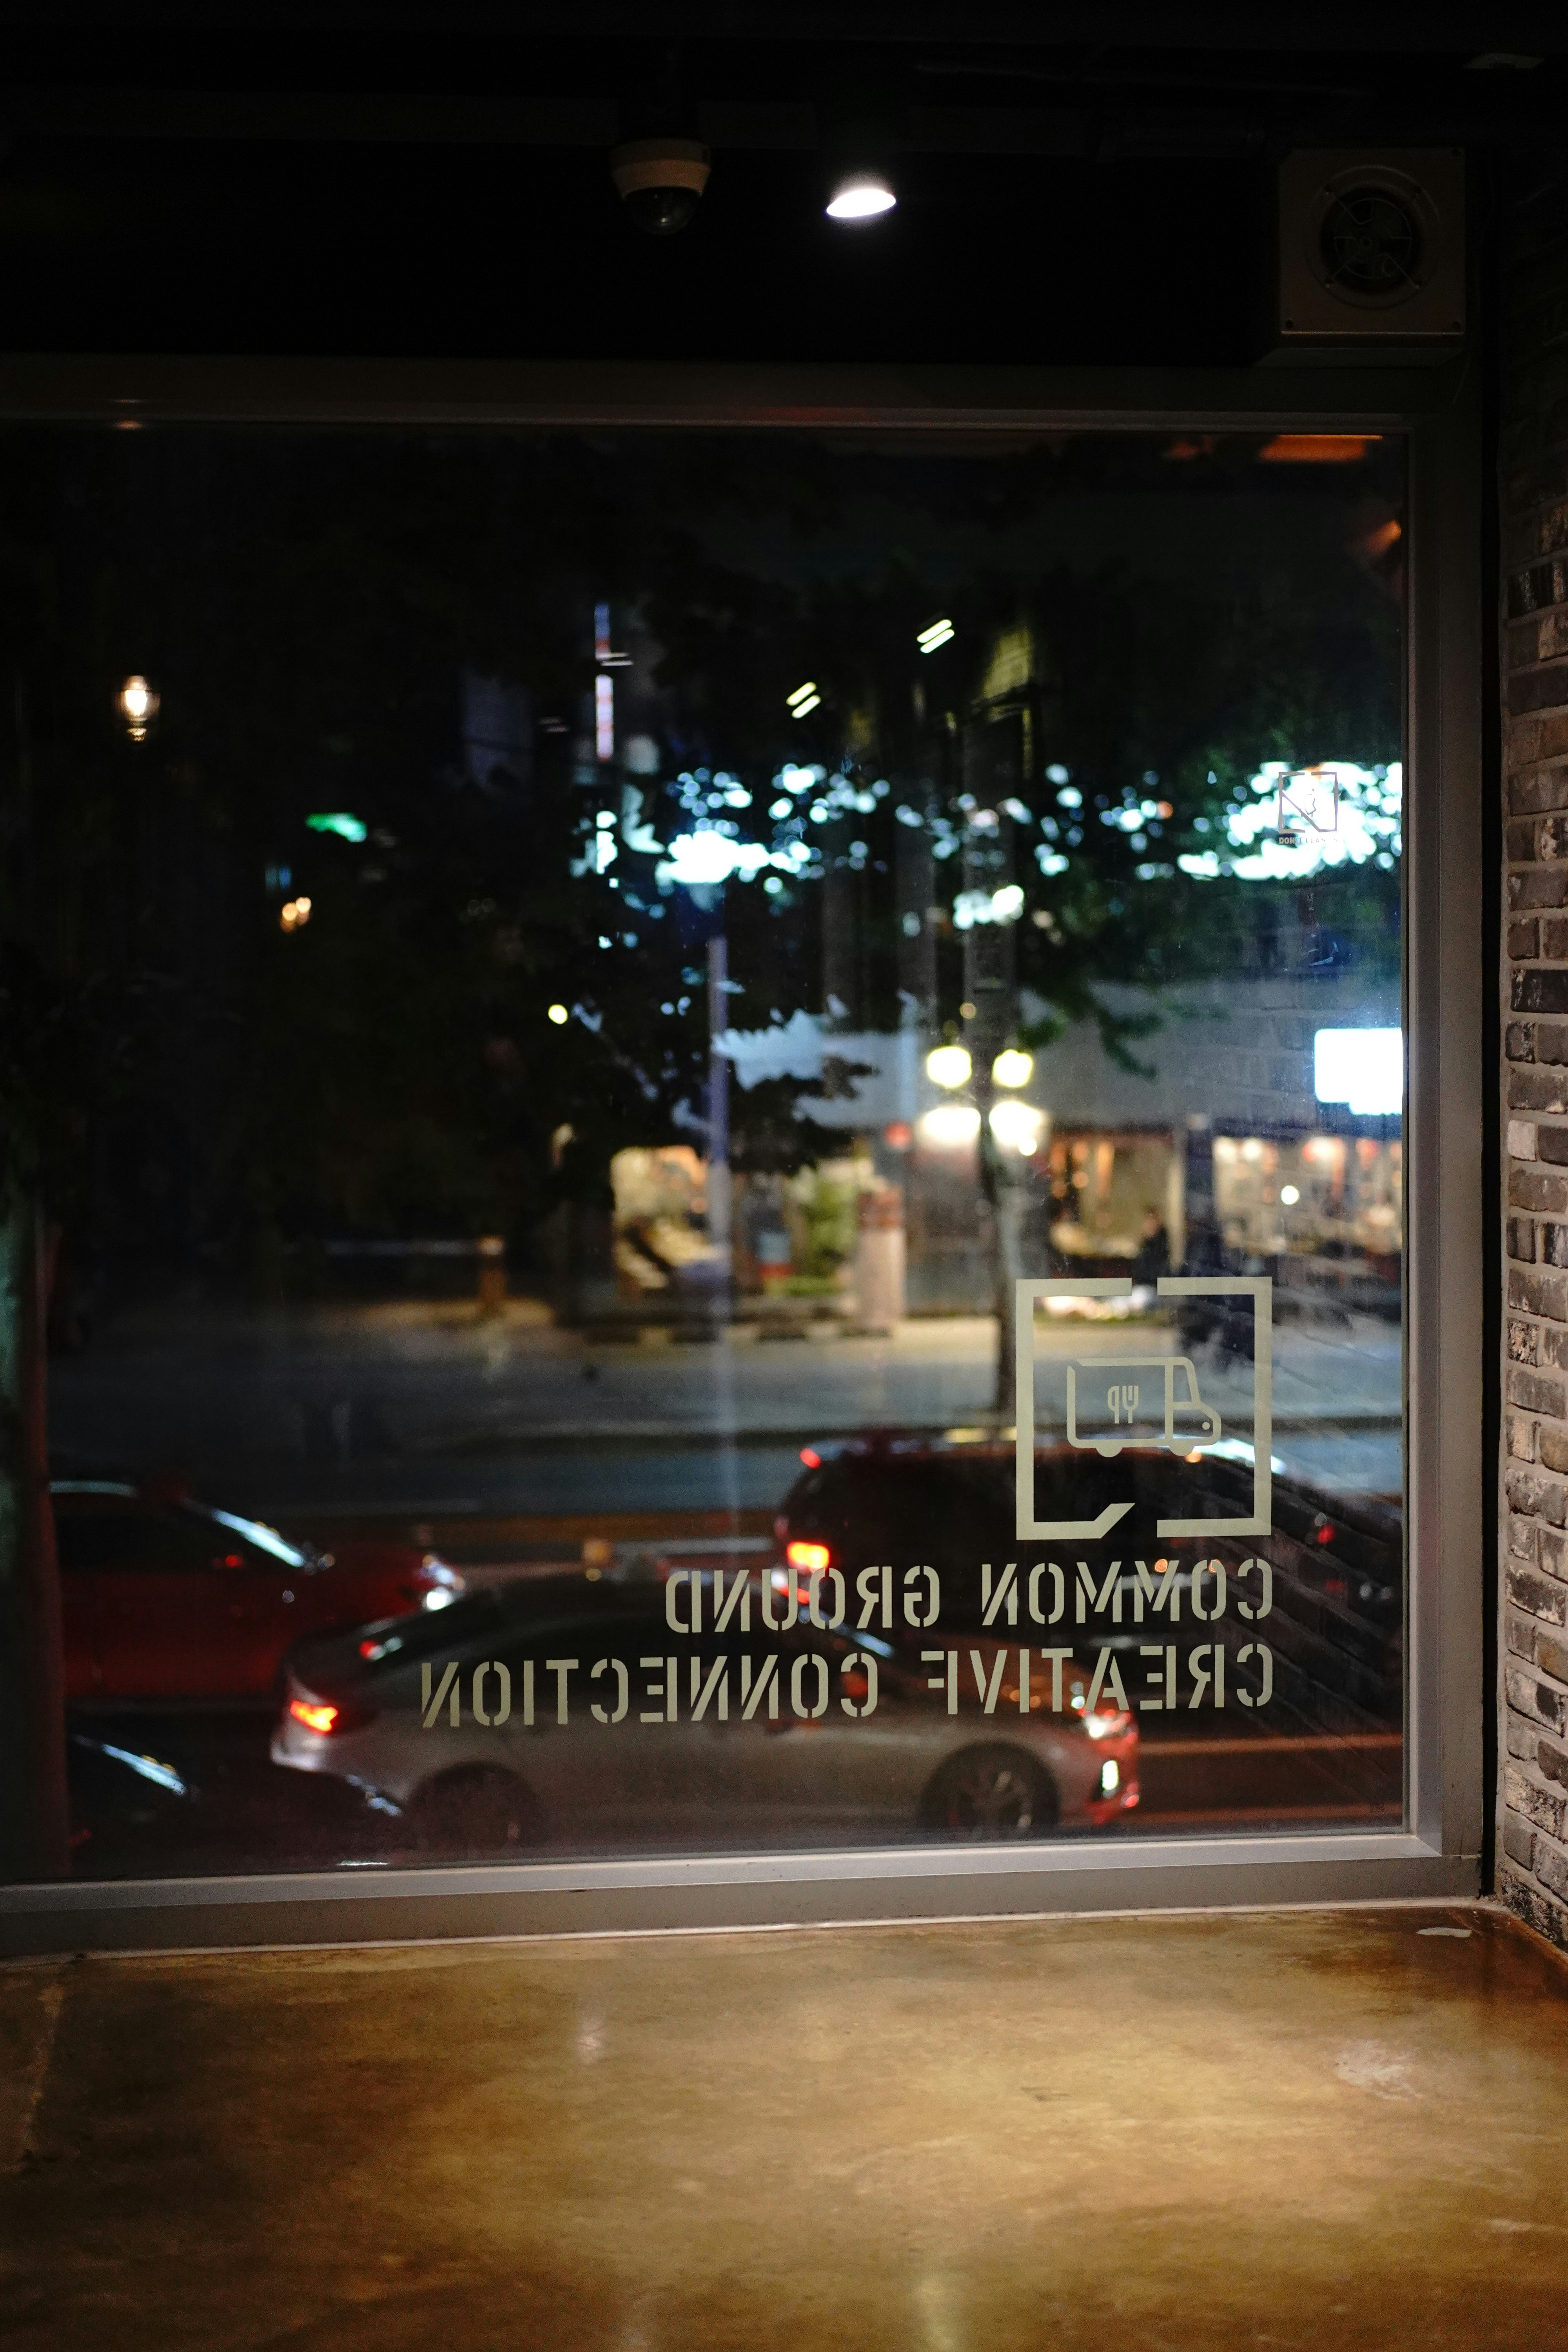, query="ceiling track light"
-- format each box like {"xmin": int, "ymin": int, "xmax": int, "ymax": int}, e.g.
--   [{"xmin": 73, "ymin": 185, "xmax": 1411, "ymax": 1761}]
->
[{"xmin": 826, "ymin": 172, "xmax": 897, "ymax": 222}]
